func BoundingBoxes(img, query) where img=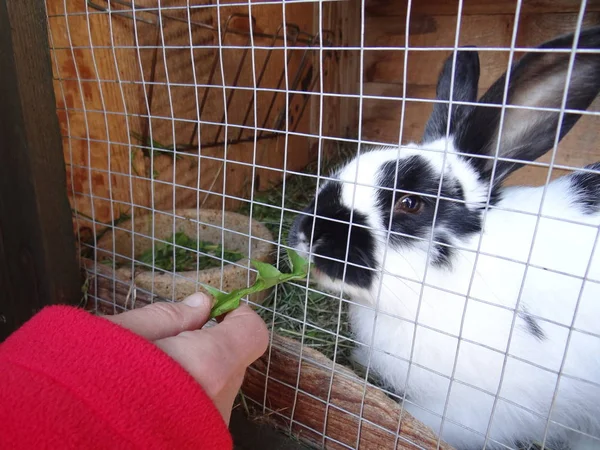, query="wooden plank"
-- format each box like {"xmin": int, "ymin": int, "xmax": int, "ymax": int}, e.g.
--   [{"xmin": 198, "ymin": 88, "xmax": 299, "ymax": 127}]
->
[
  {"xmin": 366, "ymin": 0, "xmax": 600, "ymax": 17},
  {"xmin": 90, "ymin": 264, "xmax": 455, "ymax": 450},
  {"xmin": 364, "ymin": 13, "xmax": 600, "ymax": 86},
  {"xmin": 48, "ymin": 0, "xmax": 324, "ymax": 230},
  {"xmin": 48, "ymin": 0, "xmax": 149, "ymax": 232},
  {"xmin": 0, "ymin": 0, "xmax": 80, "ymax": 340},
  {"xmin": 242, "ymin": 333, "xmax": 456, "ymax": 450},
  {"xmin": 320, "ymin": 0, "xmax": 362, "ymax": 141},
  {"xmin": 361, "ymin": 9, "xmax": 600, "ymax": 187},
  {"xmin": 361, "ymin": 83, "xmax": 600, "ymax": 186}
]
